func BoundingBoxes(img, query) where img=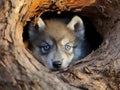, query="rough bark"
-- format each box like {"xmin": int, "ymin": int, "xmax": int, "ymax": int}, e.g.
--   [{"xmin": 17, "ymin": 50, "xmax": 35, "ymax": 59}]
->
[{"xmin": 0, "ymin": 0, "xmax": 120, "ymax": 90}]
